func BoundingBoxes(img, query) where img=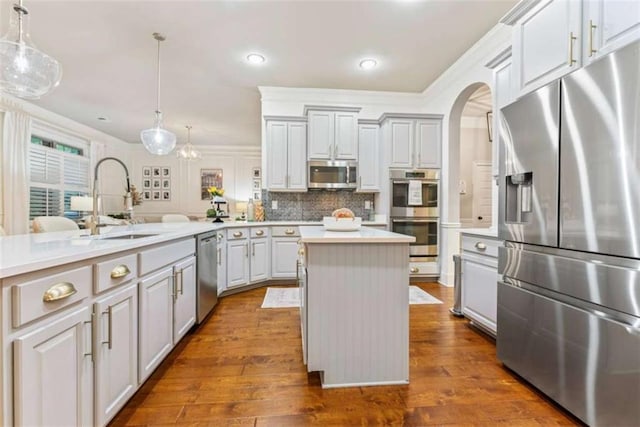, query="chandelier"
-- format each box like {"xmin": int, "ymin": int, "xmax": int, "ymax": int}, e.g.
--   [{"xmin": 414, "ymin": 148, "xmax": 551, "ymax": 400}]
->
[{"xmin": 176, "ymin": 125, "xmax": 202, "ymax": 161}]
